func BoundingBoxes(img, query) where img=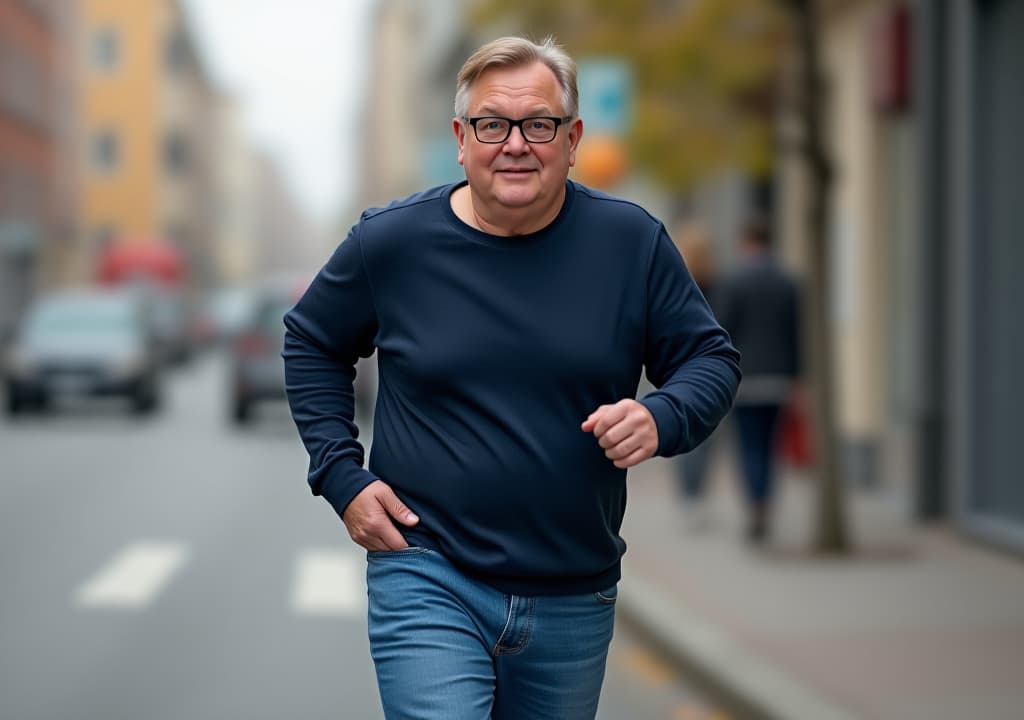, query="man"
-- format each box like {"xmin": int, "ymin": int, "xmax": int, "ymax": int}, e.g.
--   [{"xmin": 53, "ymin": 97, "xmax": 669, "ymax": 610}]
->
[
  {"xmin": 717, "ymin": 216, "xmax": 801, "ymax": 543},
  {"xmin": 283, "ymin": 36, "xmax": 740, "ymax": 720}
]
